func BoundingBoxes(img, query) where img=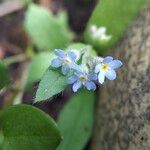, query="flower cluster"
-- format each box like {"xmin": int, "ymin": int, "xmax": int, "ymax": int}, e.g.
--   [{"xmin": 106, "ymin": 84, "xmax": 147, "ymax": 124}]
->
[
  {"xmin": 51, "ymin": 49, "xmax": 78, "ymax": 75},
  {"xmin": 51, "ymin": 49, "xmax": 123, "ymax": 92}
]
